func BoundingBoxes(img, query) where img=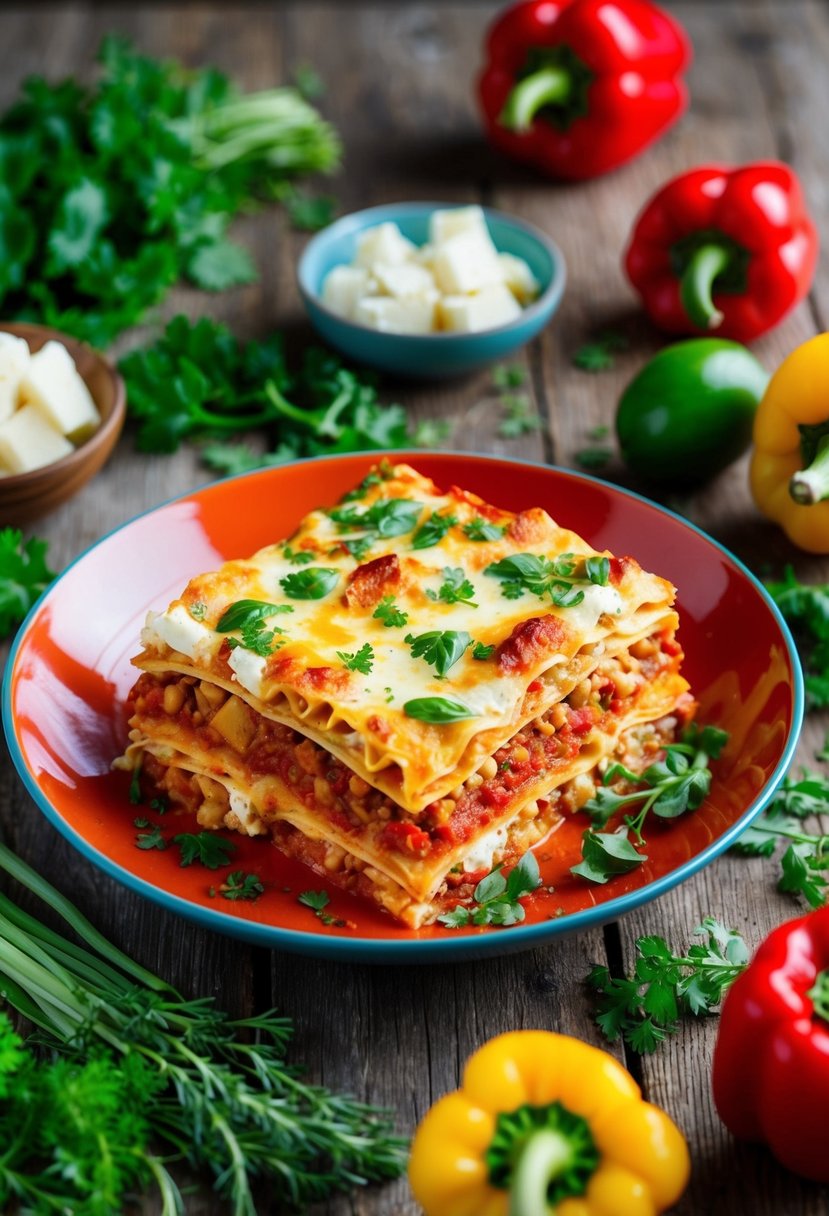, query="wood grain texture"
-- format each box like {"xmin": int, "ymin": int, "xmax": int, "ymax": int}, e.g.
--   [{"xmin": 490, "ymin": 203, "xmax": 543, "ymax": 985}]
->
[{"xmin": 0, "ymin": 3, "xmax": 827, "ymax": 1214}]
